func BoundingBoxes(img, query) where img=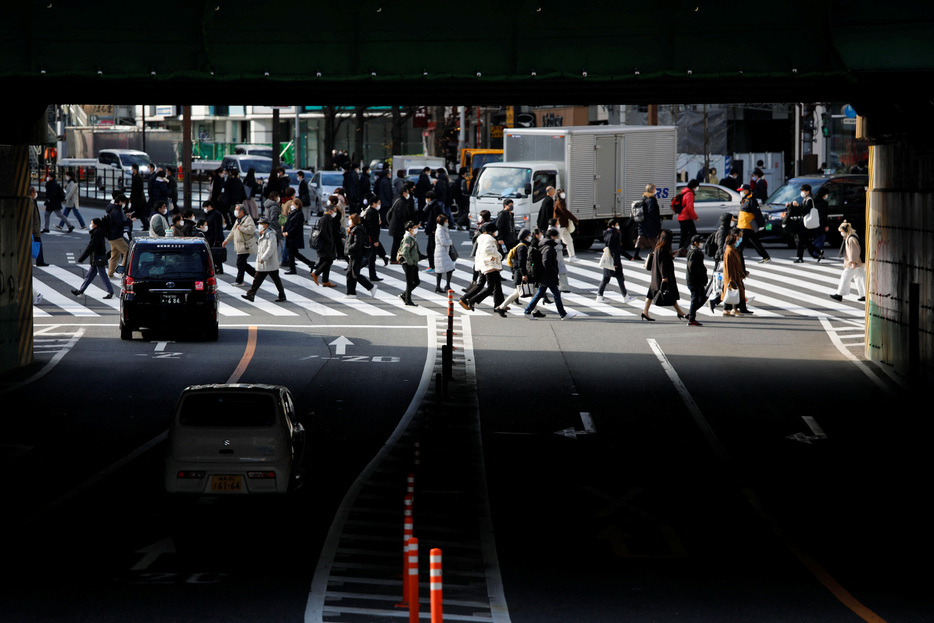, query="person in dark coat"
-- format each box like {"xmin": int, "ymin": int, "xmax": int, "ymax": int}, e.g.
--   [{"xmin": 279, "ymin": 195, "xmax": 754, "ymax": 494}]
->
[
  {"xmin": 685, "ymin": 234, "xmax": 708, "ymax": 326},
  {"xmin": 282, "ymin": 200, "xmax": 315, "ymax": 275},
  {"xmin": 129, "ymin": 164, "xmax": 148, "ymax": 232},
  {"xmin": 536, "ymin": 186, "xmax": 556, "ymax": 232},
  {"xmin": 202, "ymin": 200, "xmax": 226, "ymax": 274},
  {"xmin": 344, "ymin": 214, "xmax": 377, "ymax": 297},
  {"xmin": 422, "ymin": 191, "xmax": 444, "ymax": 270},
  {"xmin": 495, "ymin": 199, "xmax": 518, "ymax": 253},
  {"xmin": 165, "ymin": 167, "xmax": 179, "ymax": 214},
  {"xmin": 633, "ymin": 184, "xmax": 662, "ymax": 261},
  {"xmin": 312, "ymin": 201, "xmax": 342, "ymax": 287},
  {"xmin": 523, "ymin": 228, "xmax": 574, "ymax": 319},
  {"xmin": 434, "ymin": 168, "xmax": 452, "ymax": 220},
  {"xmin": 361, "ymin": 193, "xmax": 387, "ymax": 280},
  {"xmin": 415, "ymin": 167, "xmax": 433, "ymax": 212},
  {"xmin": 641, "ymin": 229, "xmax": 686, "ymax": 321},
  {"xmin": 595, "ymin": 219, "xmax": 634, "ymax": 303},
  {"xmin": 43, "ymin": 172, "xmax": 72, "ymax": 232},
  {"xmin": 343, "ymin": 164, "xmax": 360, "ymax": 212},
  {"xmin": 374, "ymin": 169, "xmax": 393, "ymax": 227},
  {"xmin": 494, "ymin": 227, "xmax": 533, "ymax": 317},
  {"xmin": 388, "ymin": 185, "xmax": 410, "ymax": 262},
  {"xmin": 71, "ymin": 218, "xmax": 114, "ymax": 299}
]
